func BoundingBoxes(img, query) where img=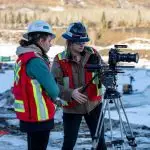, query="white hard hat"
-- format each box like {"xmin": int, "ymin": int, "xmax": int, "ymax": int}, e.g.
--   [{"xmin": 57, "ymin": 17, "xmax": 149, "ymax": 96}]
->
[{"xmin": 23, "ymin": 20, "xmax": 56, "ymax": 39}]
